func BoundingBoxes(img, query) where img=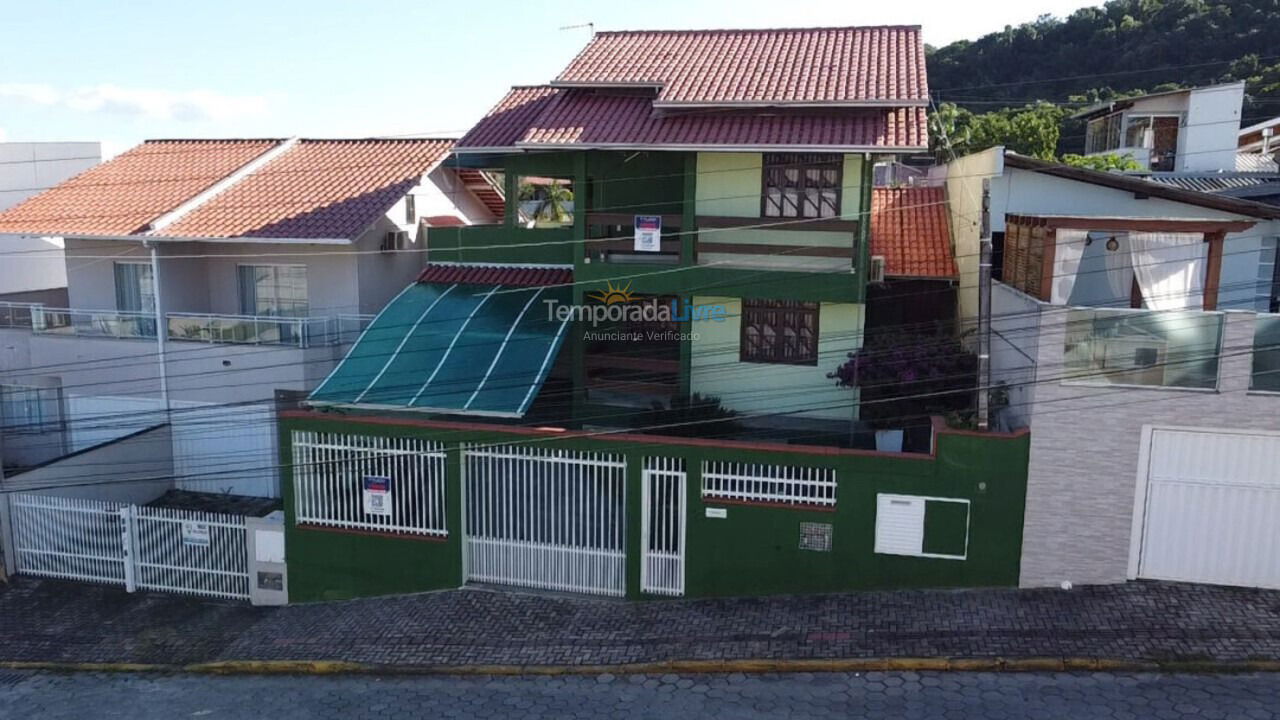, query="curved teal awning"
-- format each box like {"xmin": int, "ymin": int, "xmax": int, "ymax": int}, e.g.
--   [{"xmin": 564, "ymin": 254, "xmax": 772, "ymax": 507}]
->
[{"xmin": 309, "ymin": 280, "xmax": 571, "ymax": 417}]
